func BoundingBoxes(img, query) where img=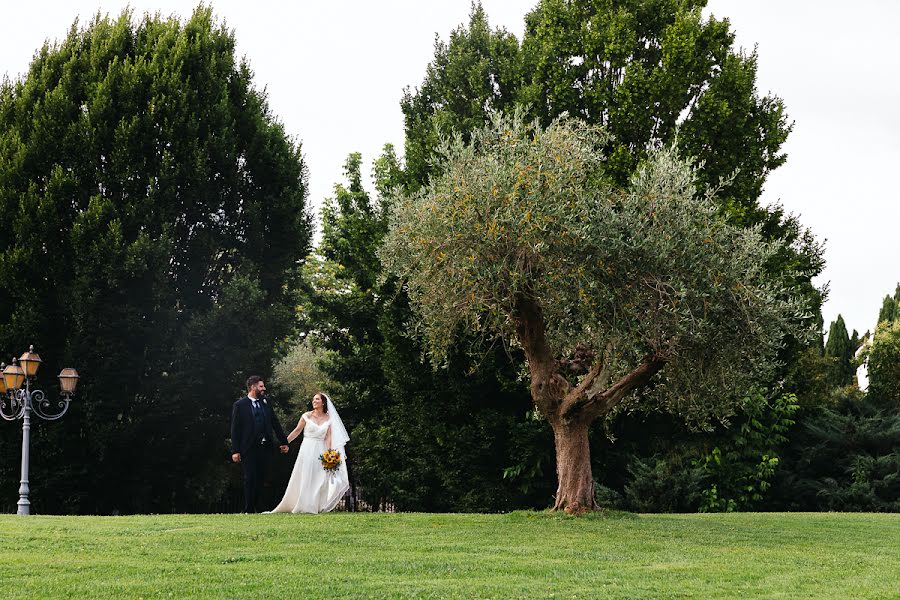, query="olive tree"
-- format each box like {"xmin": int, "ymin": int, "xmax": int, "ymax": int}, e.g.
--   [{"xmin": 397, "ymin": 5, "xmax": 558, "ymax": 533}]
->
[{"xmin": 381, "ymin": 112, "xmax": 809, "ymax": 512}]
